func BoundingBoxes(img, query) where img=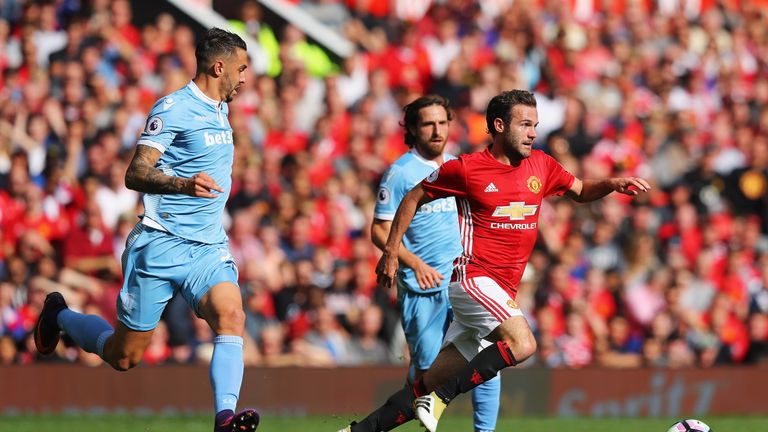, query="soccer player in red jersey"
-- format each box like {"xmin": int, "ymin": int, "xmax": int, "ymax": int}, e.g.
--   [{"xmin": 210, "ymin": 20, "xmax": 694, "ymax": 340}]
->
[{"xmin": 337, "ymin": 90, "xmax": 650, "ymax": 432}]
